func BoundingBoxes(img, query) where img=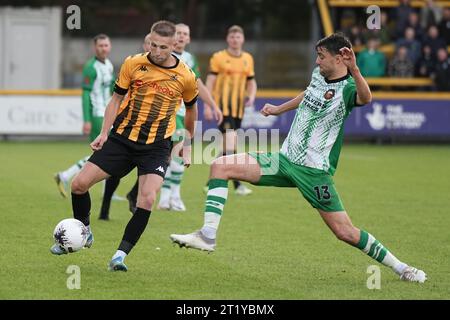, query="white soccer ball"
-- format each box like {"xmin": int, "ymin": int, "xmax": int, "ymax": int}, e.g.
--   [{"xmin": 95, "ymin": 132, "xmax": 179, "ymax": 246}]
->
[{"xmin": 53, "ymin": 218, "xmax": 88, "ymax": 253}]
